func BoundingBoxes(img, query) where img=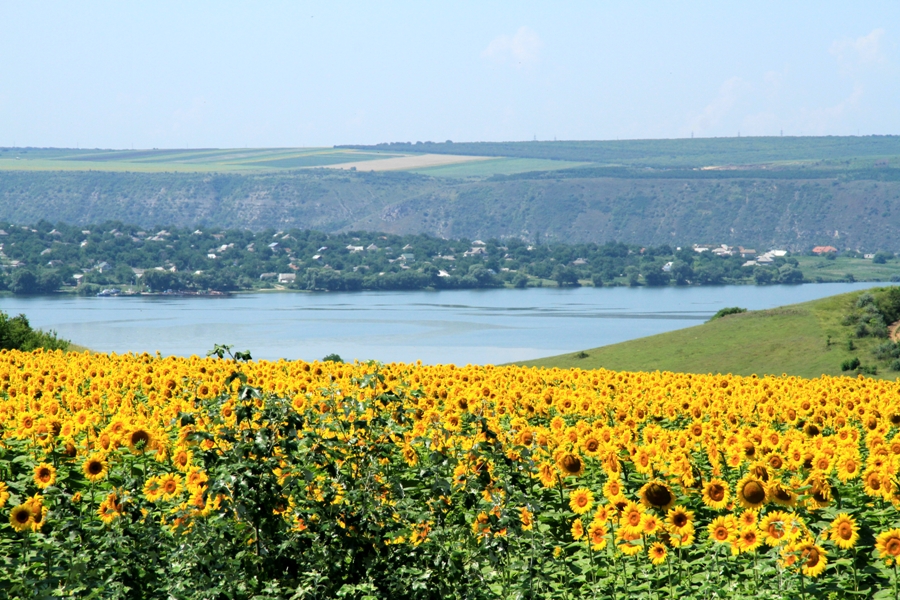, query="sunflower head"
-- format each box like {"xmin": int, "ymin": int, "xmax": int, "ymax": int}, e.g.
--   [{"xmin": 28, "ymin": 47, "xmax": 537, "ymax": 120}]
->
[
  {"xmin": 702, "ymin": 478, "xmax": 730, "ymax": 510},
  {"xmin": 799, "ymin": 542, "xmax": 828, "ymax": 577},
  {"xmin": 83, "ymin": 455, "xmax": 108, "ymax": 483},
  {"xmin": 9, "ymin": 504, "xmax": 33, "ymax": 532},
  {"xmin": 876, "ymin": 529, "xmax": 900, "ymax": 565},
  {"xmin": 666, "ymin": 505, "xmax": 694, "ymax": 533},
  {"xmin": 128, "ymin": 428, "xmax": 153, "ymax": 453},
  {"xmin": 708, "ymin": 516, "xmax": 734, "ymax": 545},
  {"xmin": 736, "ymin": 475, "xmax": 767, "ymax": 509},
  {"xmin": 648, "ymin": 541, "xmax": 668, "ymax": 565},
  {"xmin": 767, "ymin": 480, "xmax": 797, "ymax": 507},
  {"xmin": 640, "ymin": 480, "xmax": 675, "ymax": 511},
  {"xmin": 558, "ymin": 453, "xmax": 584, "ymax": 477},
  {"xmin": 571, "ymin": 518, "xmax": 584, "ymax": 540},
  {"xmin": 33, "ymin": 463, "xmax": 57, "ymax": 489},
  {"xmin": 569, "ymin": 487, "xmax": 594, "ymax": 515},
  {"xmin": 830, "ymin": 513, "xmax": 859, "ymax": 550}
]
